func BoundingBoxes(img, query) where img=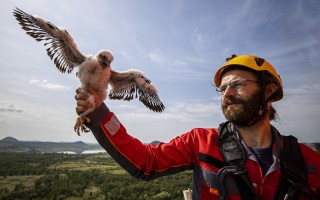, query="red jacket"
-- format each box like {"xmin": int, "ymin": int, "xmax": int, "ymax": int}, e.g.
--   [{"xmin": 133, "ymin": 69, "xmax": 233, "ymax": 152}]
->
[{"xmin": 88, "ymin": 104, "xmax": 320, "ymax": 199}]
